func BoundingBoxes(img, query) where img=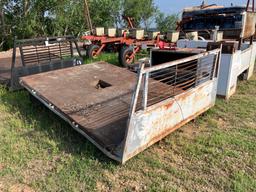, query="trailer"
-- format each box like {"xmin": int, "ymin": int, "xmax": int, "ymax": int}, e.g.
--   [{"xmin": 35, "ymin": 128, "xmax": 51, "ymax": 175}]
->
[{"xmin": 19, "ymin": 47, "xmax": 221, "ymax": 163}]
